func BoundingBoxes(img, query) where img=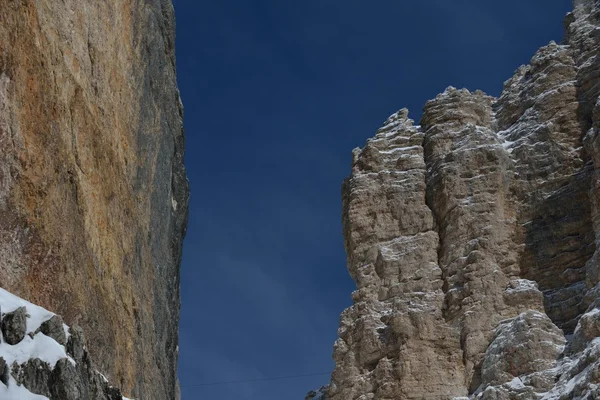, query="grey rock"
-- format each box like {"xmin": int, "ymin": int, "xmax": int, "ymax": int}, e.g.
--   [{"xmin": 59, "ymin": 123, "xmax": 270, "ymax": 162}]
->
[
  {"xmin": 105, "ymin": 386, "xmax": 123, "ymax": 400},
  {"xmin": 481, "ymin": 311, "xmax": 565, "ymax": 388},
  {"xmin": 1, "ymin": 307, "xmax": 27, "ymax": 345},
  {"xmin": 305, "ymin": 388, "xmax": 328, "ymax": 400},
  {"xmin": 66, "ymin": 325, "xmax": 86, "ymax": 362},
  {"xmin": 49, "ymin": 358, "xmax": 82, "ymax": 400},
  {"xmin": 0, "ymin": 315, "xmax": 117, "ymax": 399},
  {"xmin": 12, "ymin": 358, "xmax": 52, "ymax": 397},
  {"xmin": 569, "ymin": 307, "xmax": 600, "ymax": 354},
  {"xmin": 39, "ymin": 316, "xmax": 67, "ymax": 346},
  {"xmin": 0, "ymin": 356, "xmax": 8, "ymax": 385}
]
